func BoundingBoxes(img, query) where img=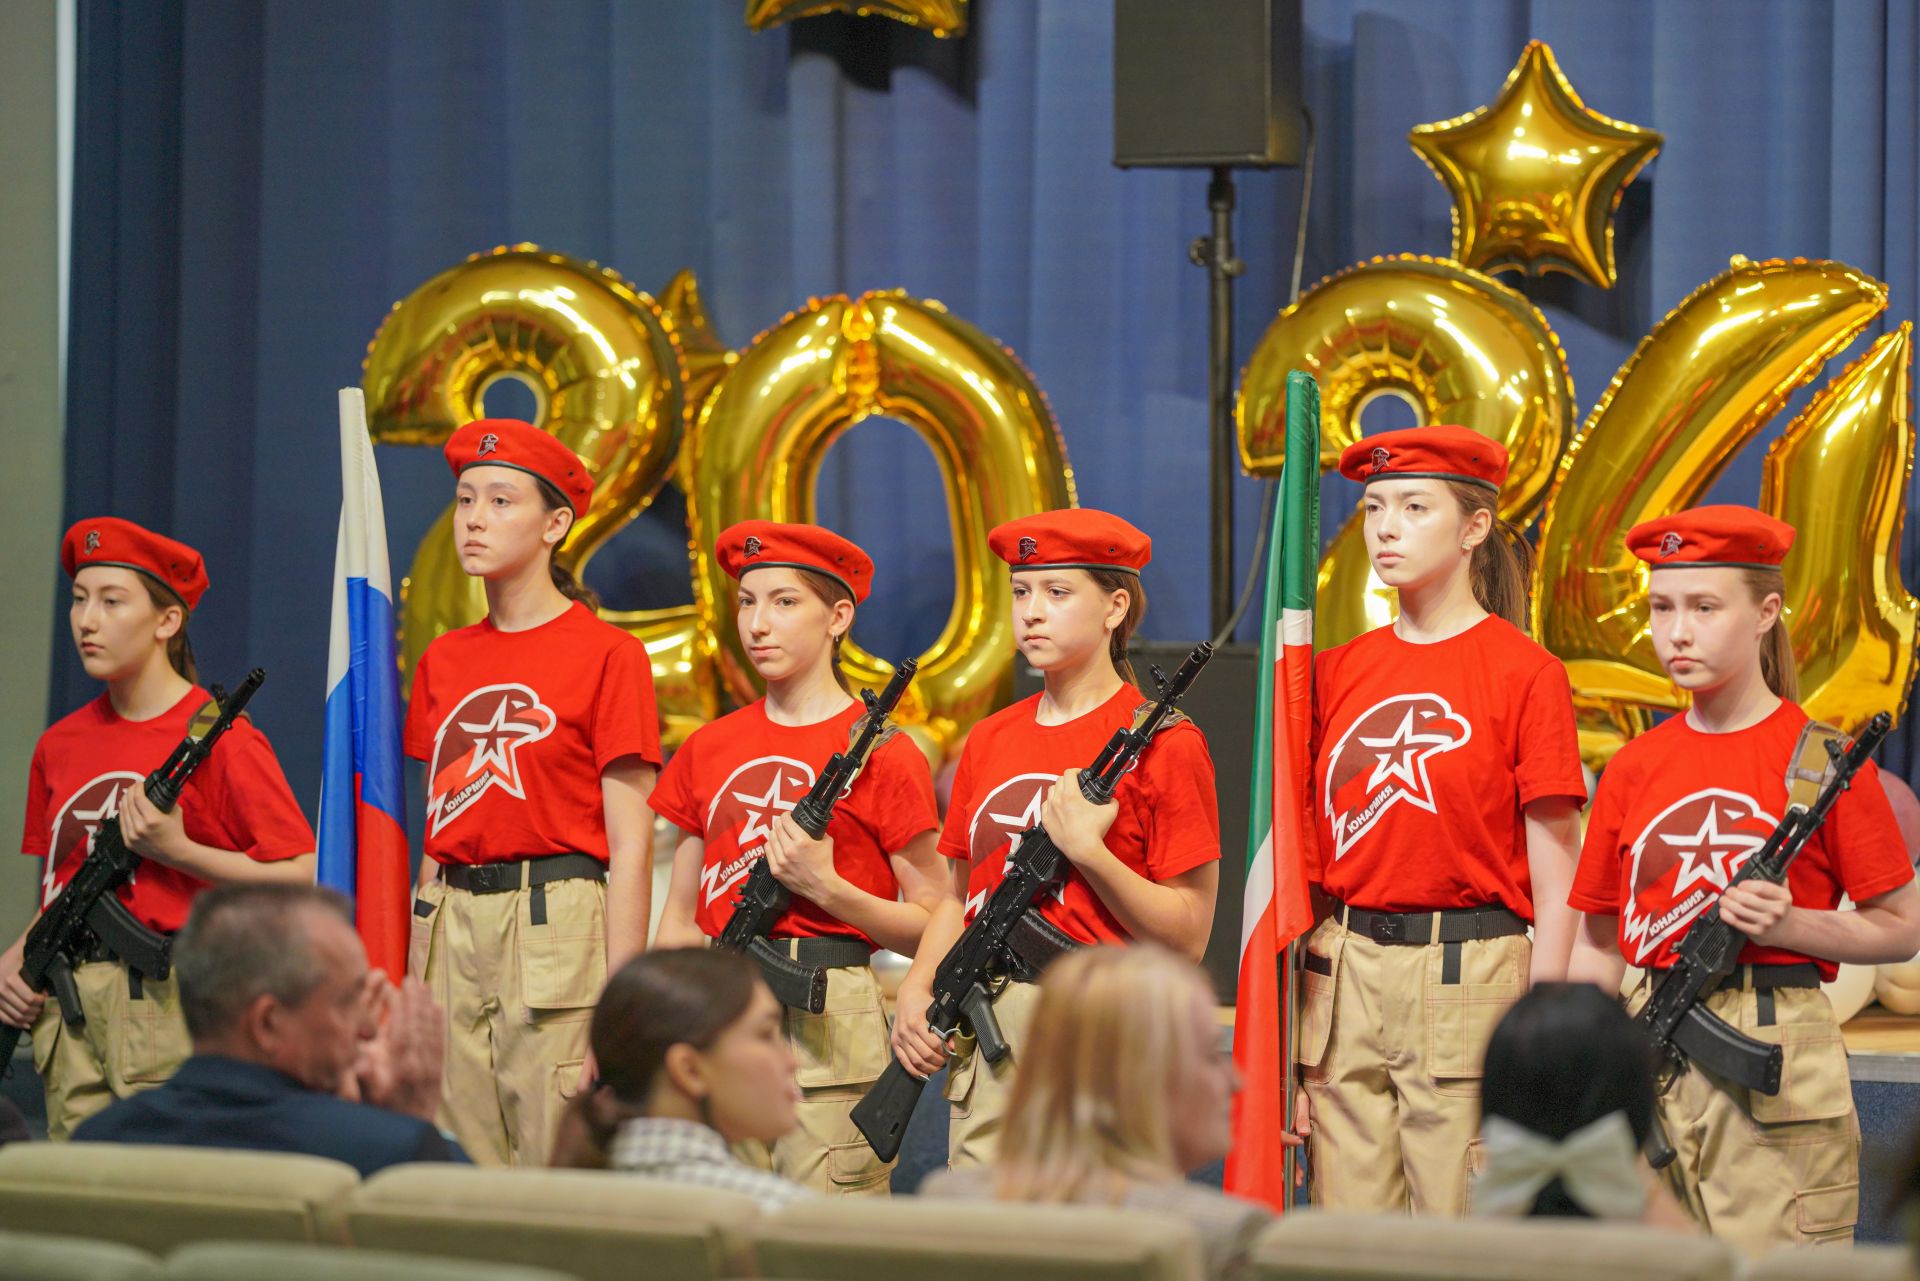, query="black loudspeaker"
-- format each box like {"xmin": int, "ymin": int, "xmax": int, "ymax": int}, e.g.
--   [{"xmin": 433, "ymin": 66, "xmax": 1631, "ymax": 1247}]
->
[
  {"xmin": 1113, "ymin": 0, "xmax": 1304, "ymax": 168},
  {"xmin": 1013, "ymin": 642, "xmax": 1260, "ymax": 997}
]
